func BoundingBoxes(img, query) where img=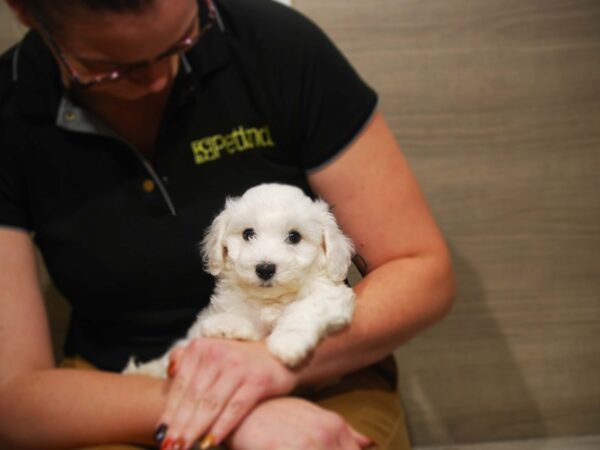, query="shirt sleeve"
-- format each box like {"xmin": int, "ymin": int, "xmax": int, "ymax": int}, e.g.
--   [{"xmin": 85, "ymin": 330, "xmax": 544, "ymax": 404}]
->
[
  {"xmin": 250, "ymin": 1, "xmax": 378, "ymax": 171},
  {"xmin": 0, "ymin": 124, "xmax": 32, "ymax": 232}
]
